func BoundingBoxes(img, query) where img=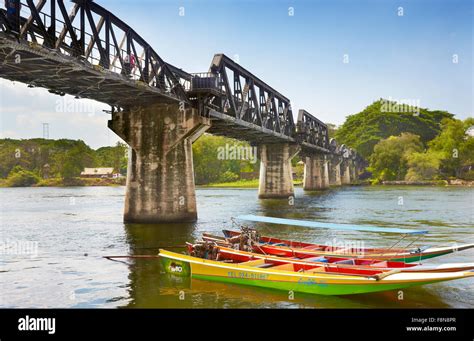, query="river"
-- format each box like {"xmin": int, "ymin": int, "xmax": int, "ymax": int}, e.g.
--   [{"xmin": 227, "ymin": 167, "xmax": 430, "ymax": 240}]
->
[{"xmin": 1, "ymin": 186, "xmax": 473, "ymax": 308}]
